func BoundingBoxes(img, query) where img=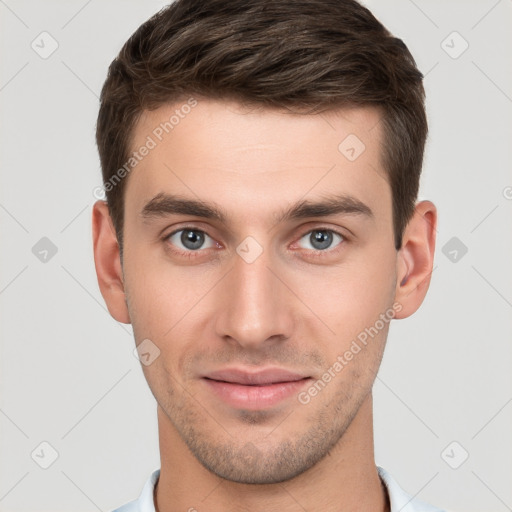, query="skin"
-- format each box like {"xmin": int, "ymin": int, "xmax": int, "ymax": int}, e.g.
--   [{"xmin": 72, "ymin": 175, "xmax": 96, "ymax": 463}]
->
[{"xmin": 92, "ymin": 99, "xmax": 436, "ymax": 512}]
